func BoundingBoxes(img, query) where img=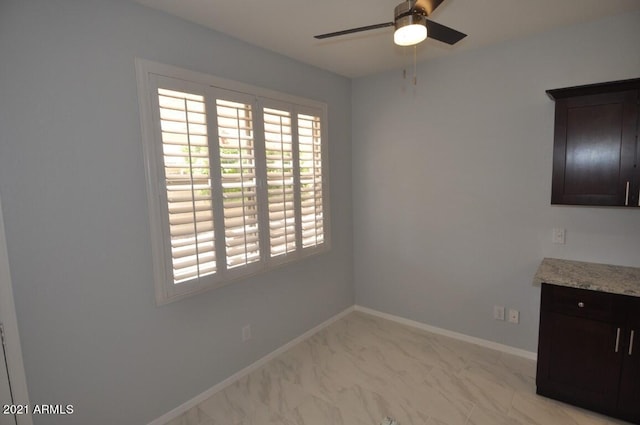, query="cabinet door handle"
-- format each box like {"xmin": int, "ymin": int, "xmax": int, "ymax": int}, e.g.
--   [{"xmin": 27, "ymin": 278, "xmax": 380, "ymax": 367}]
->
[
  {"xmin": 577, "ymin": 302, "xmax": 585, "ymax": 308},
  {"xmin": 625, "ymin": 181, "xmax": 630, "ymax": 206},
  {"xmin": 630, "ymin": 330, "xmax": 635, "ymax": 356},
  {"xmin": 615, "ymin": 327, "xmax": 621, "ymax": 353}
]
